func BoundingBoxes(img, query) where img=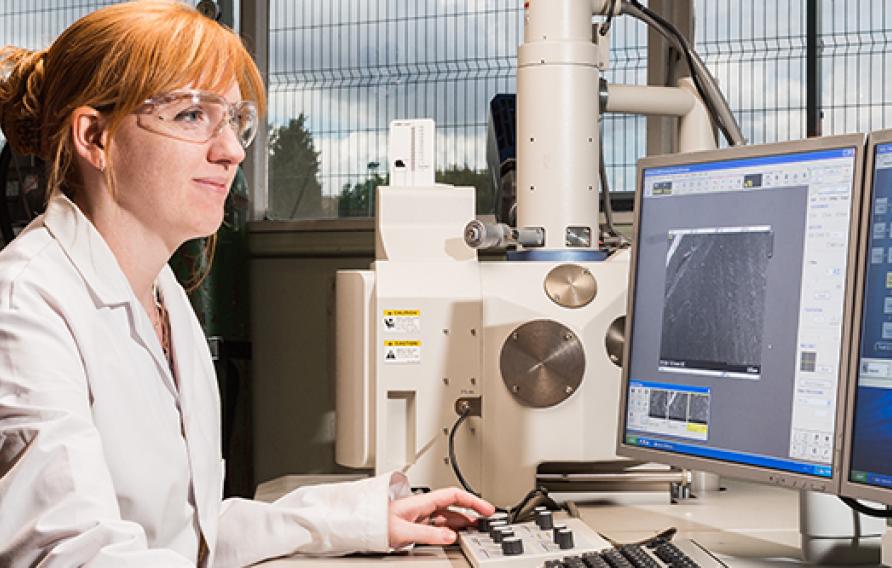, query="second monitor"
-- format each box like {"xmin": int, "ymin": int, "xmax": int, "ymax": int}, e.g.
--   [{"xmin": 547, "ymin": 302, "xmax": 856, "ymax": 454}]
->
[{"xmin": 617, "ymin": 134, "xmax": 865, "ymax": 492}]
